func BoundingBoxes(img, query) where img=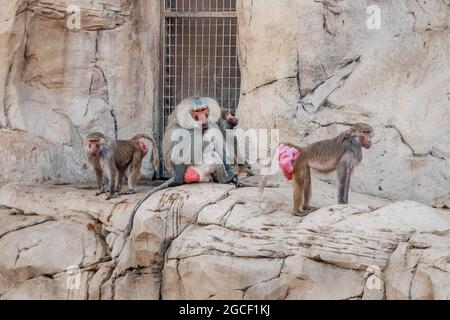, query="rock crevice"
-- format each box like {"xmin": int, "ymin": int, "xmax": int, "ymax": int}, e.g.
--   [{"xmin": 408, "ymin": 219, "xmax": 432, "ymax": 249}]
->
[{"xmin": 1, "ymin": 182, "xmax": 448, "ymax": 300}]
